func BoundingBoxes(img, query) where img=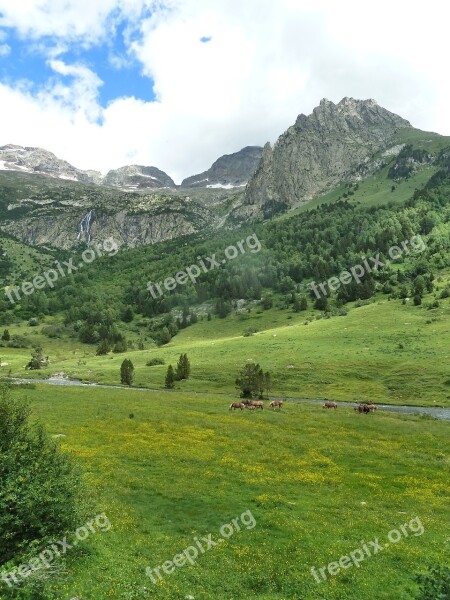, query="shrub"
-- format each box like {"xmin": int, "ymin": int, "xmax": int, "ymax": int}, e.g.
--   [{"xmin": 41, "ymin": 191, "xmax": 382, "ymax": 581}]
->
[
  {"xmin": 415, "ymin": 564, "xmax": 450, "ymax": 599},
  {"xmin": 146, "ymin": 357, "xmax": 165, "ymax": 366},
  {"xmin": 243, "ymin": 328, "xmax": 258, "ymax": 337},
  {"xmin": 0, "ymin": 385, "xmax": 84, "ymax": 566}
]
